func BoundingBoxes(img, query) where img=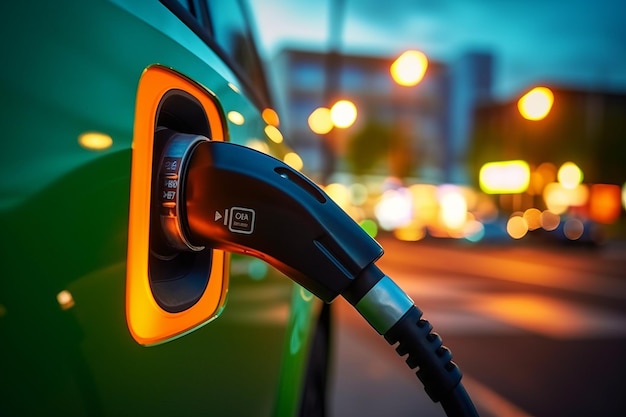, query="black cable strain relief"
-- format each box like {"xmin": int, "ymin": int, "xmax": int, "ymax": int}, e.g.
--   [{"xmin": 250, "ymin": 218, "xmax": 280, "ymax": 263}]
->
[{"xmin": 384, "ymin": 305, "xmax": 462, "ymax": 403}]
